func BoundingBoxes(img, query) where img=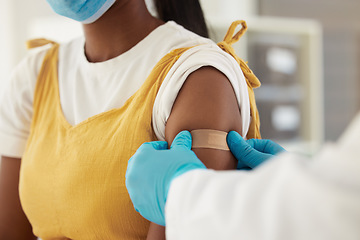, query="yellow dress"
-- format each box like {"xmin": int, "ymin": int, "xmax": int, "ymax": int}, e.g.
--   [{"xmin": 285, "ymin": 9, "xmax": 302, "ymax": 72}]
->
[{"xmin": 19, "ymin": 21, "xmax": 261, "ymax": 240}]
